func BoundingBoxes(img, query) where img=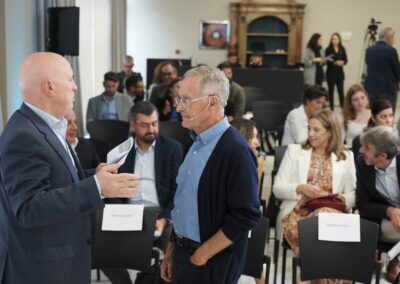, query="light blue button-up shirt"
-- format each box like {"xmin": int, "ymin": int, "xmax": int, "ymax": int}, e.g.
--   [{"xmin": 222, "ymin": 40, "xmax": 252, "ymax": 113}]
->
[
  {"xmin": 171, "ymin": 117, "xmax": 230, "ymax": 242},
  {"xmin": 101, "ymin": 94, "xmax": 118, "ymax": 120},
  {"xmin": 375, "ymin": 158, "xmax": 400, "ymax": 207},
  {"xmin": 130, "ymin": 140, "xmax": 159, "ymax": 207}
]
